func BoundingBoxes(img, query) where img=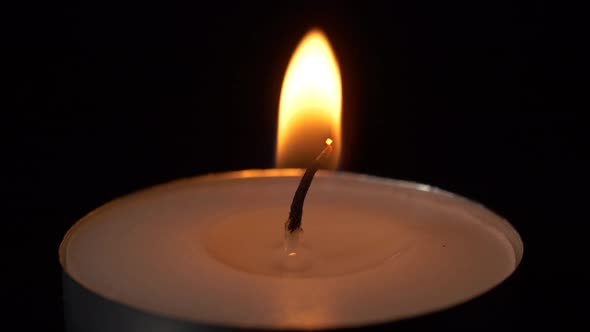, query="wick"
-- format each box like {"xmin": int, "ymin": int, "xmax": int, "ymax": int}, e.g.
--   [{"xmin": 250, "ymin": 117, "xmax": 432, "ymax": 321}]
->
[{"xmin": 285, "ymin": 138, "xmax": 334, "ymax": 235}]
